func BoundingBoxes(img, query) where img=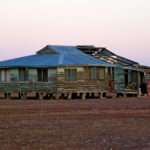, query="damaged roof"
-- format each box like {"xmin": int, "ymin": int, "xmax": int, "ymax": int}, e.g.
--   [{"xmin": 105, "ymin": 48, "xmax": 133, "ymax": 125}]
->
[{"xmin": 77, "ymin": 46, "xmax": 139, "ymax": 67}]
